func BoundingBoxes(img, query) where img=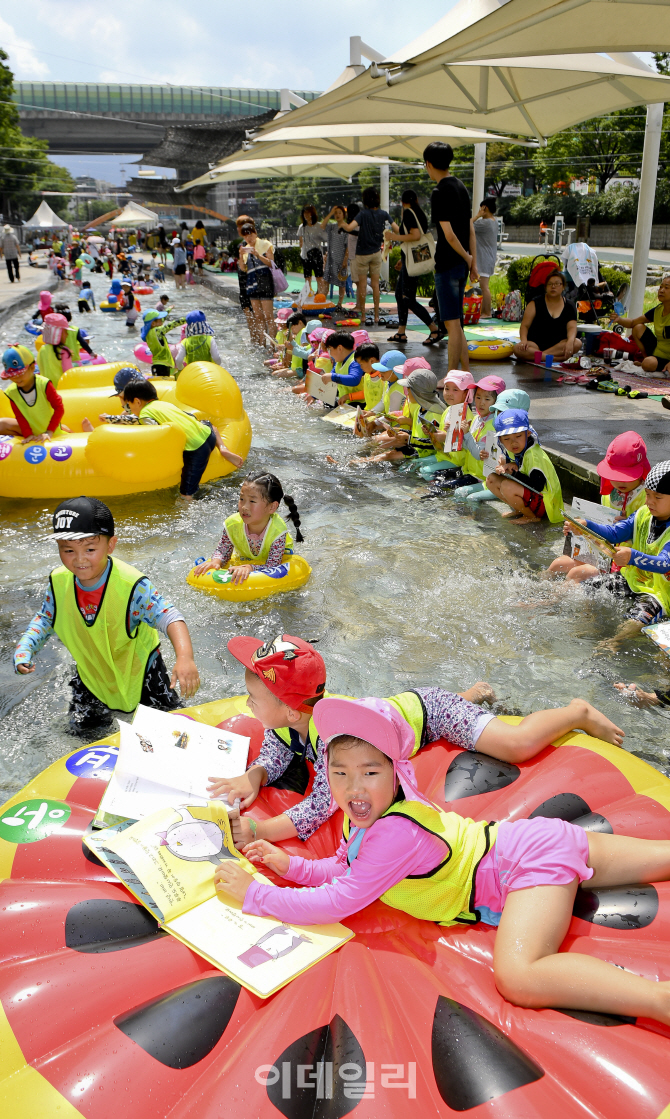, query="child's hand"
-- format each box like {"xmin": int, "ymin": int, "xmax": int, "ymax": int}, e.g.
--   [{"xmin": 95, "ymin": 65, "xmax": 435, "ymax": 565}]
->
[
  {"xmin": 565, "ymin": 518, "xmax": 586, "ymax": 536},
  {"xmin": 612, "ymin": 546, "xmax": 632, "ymax": 567},
  {"xmin": 321, "ymin": 372, "xmax": 333, "ymax": 384},
  {"xmin": 460, "ymin": 419, "xmax": 471, "ymax": 433},
  {"xmin": 229, "ymin": 563, "xmax": 253, "ymax": 585},
  {"xmin": 207, "ymin": 769, "xmax": 262, "ymax": 808},
  {"xmin": 170, "ymin": 655, "xmax": 200, "ymax": 698},
  {"xmin": 16, "ymin": 662, "xmax": 35, "ymax": 675},
  {"xmin": 243, "ymin": 839, "xmax": 290, "ymax": 876},
  {"xmin": 21, "ymin": 432, "xmax": 49, "ymax": 445},
  {"xmin": 214, "ymin": 862, "xmax": 254, "ymax": 904},
  {"xmin": 480, "ymin": 449, "xmax": 489, "ymax": 460},
  {"xmin": 231, "ymin": 813, "xmax": 256, "ymax": 849},
  {"xmin": 194, "ymin": 558, "xmax": 221, "ymax": 576}
]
